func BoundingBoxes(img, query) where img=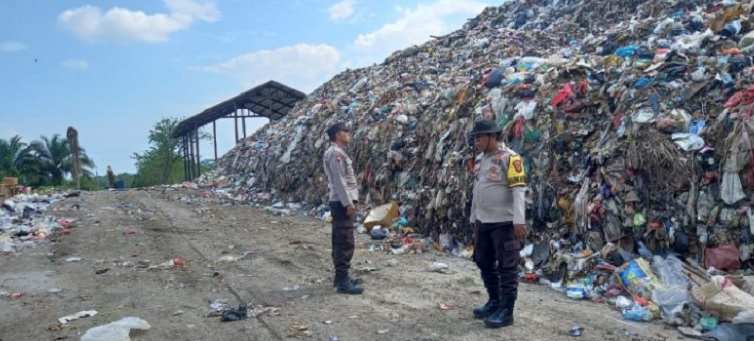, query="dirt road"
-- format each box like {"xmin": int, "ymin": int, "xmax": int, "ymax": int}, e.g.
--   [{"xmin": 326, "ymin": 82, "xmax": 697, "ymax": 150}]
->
[{"xmin": 0, "ymin": 190, "xmax": 680, "ymax": 341}]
